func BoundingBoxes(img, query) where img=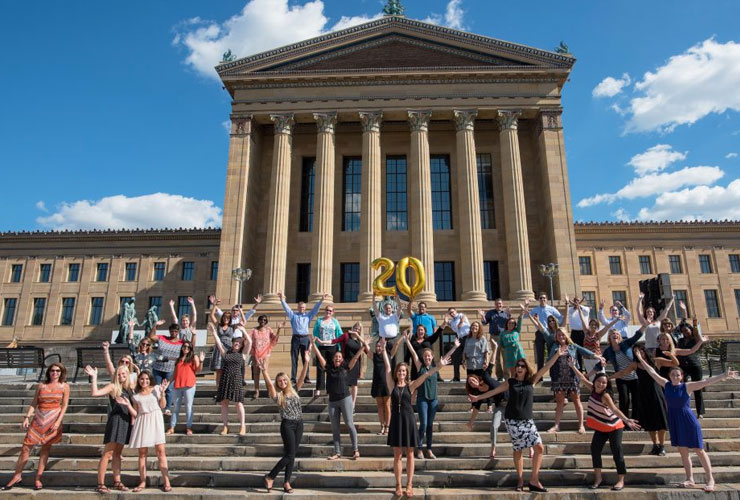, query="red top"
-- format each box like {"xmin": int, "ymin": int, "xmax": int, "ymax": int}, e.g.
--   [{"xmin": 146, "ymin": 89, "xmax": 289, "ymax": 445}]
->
[{"xmin": 173, "ymin": 359, "xmax": 197, "ymax": 389}]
